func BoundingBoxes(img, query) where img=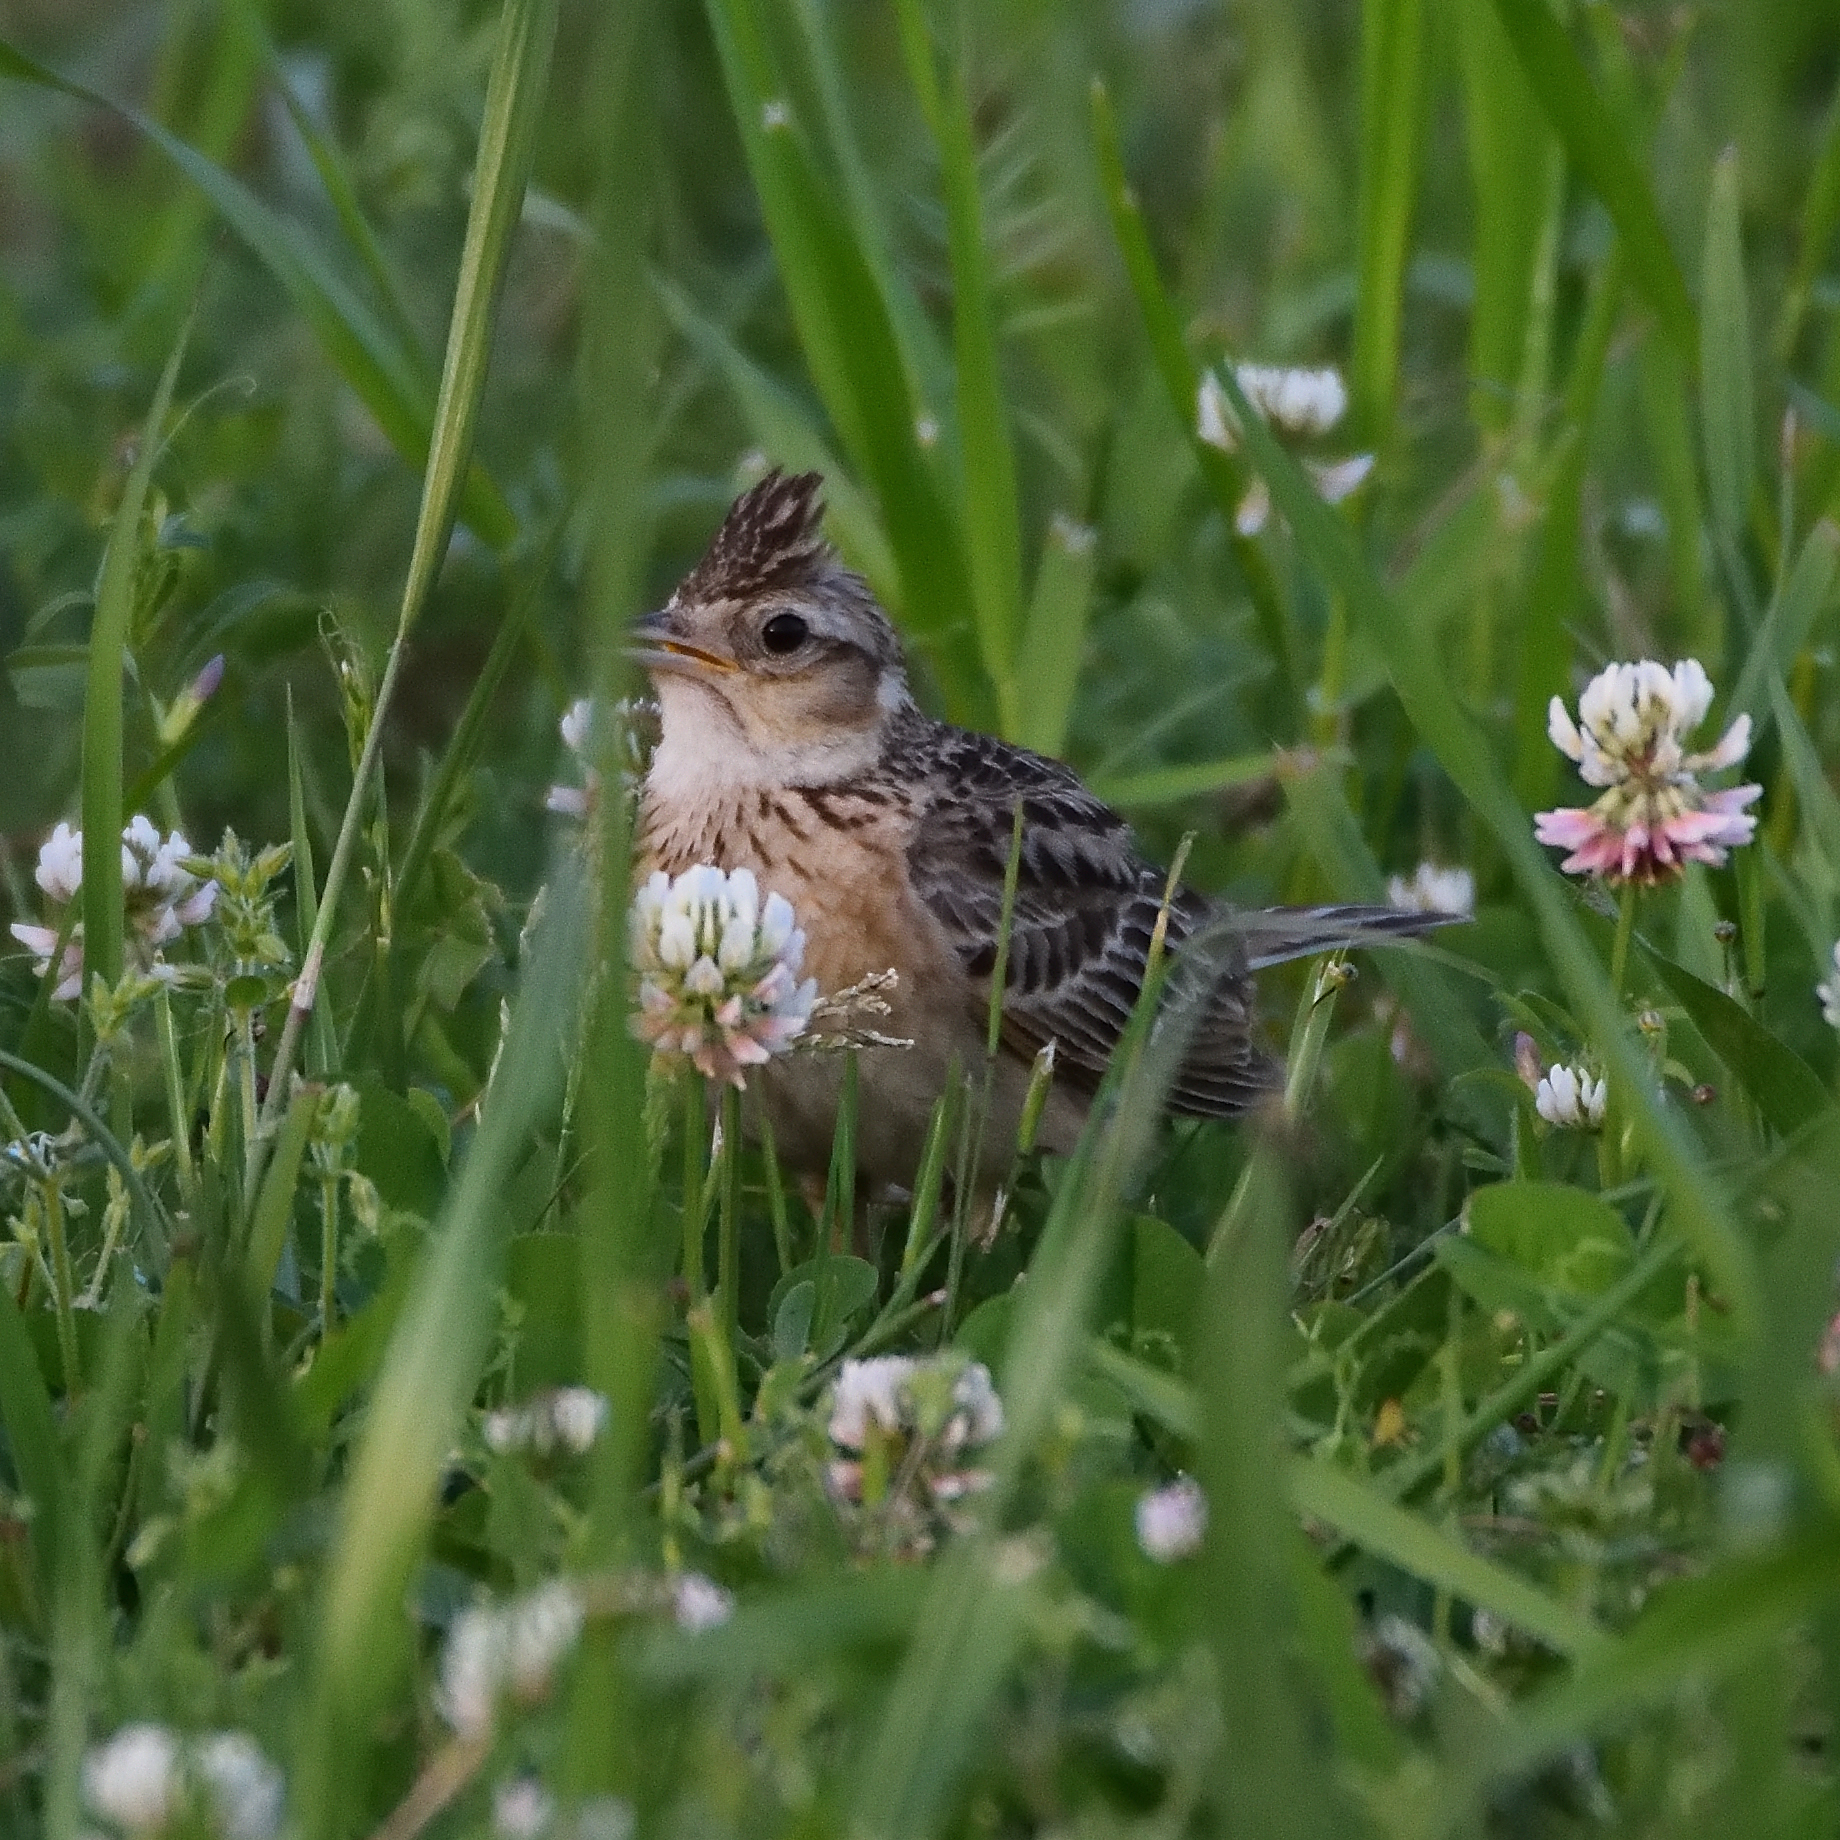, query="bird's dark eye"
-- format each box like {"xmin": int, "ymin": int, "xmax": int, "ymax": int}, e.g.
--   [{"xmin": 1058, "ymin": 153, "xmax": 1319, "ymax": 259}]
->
[{"xmin": 761, "ymin": 612, "xmax": 809, "ymax": 655}]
